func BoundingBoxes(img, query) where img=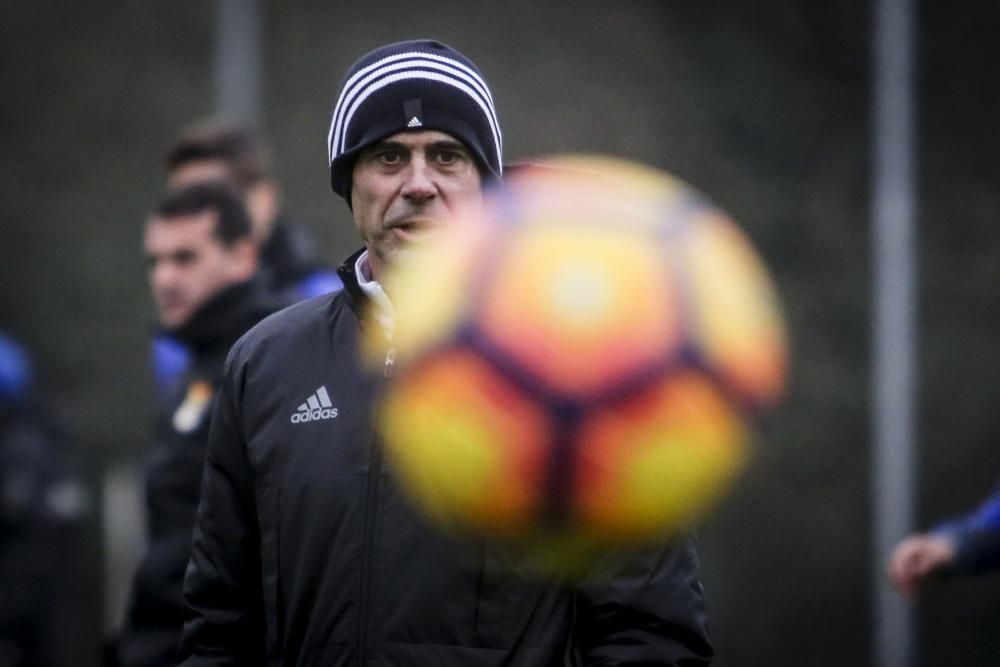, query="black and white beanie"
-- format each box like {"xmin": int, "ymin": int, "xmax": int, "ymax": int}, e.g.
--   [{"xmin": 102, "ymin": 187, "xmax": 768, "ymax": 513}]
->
[{"xmin": 327, "ymin": 39, "xmax": 503, "ymax": 201}]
